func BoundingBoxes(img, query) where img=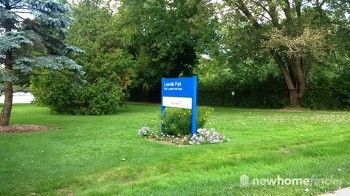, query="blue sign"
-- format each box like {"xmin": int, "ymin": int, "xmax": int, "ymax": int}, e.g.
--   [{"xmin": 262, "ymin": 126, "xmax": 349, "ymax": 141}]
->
[{"xmin": 161, "ymin": 76, "xmax": 197, "ymax": 135}]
